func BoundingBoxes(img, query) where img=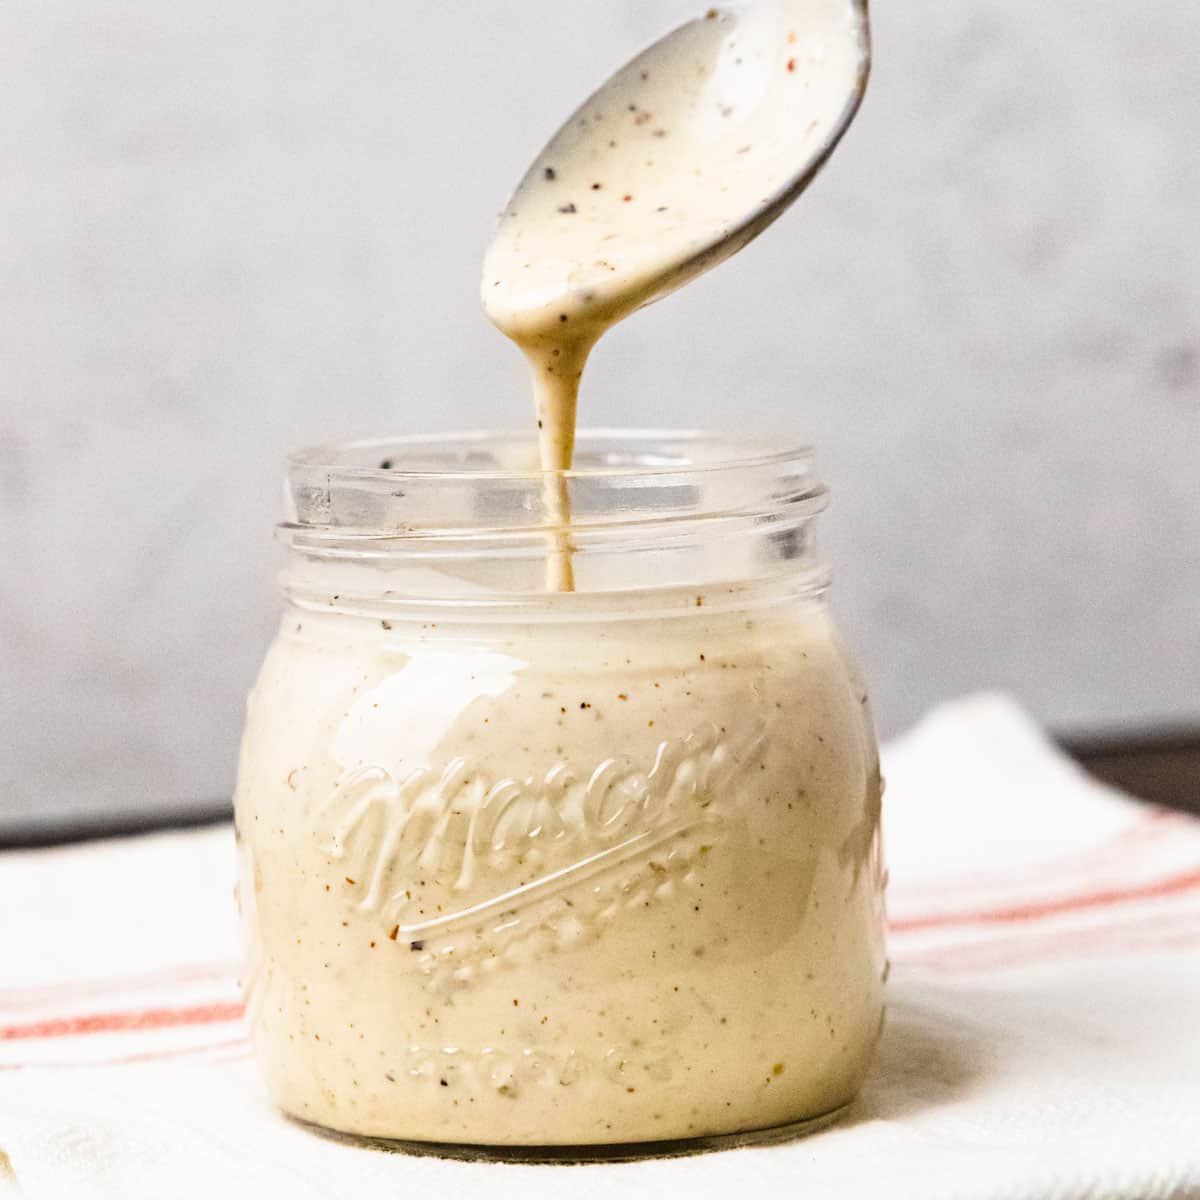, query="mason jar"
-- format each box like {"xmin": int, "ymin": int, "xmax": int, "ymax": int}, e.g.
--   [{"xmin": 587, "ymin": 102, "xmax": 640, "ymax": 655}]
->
[{"xmin": 234, "ymin": 429, "xmax": 885, "ymax": 1153}]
